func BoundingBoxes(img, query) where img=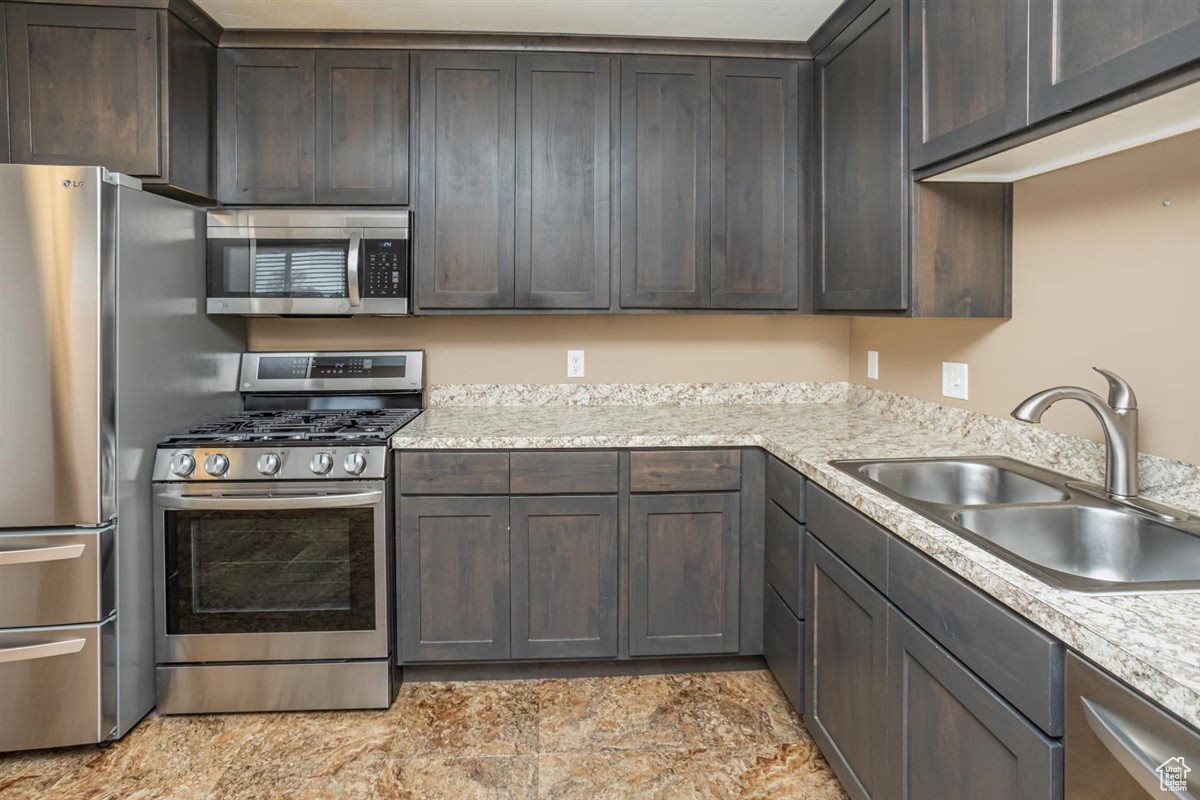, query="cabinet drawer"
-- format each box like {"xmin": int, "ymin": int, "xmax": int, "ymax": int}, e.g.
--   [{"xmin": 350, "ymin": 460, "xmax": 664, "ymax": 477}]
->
[
  {"xmin": 764, "ymin": 585, "xmax": 804, "ymax": 713},
  {"xmin": 0, "ymin": 619, "xmax": 114, "ymax": 751},
  {"xmin": 0, "ymin": 527, "xmax": 114, "ymax": 628},
  {"xmin": 766, "ymin": 454, "xmax": 805, "ymax": 521},
  {"xmin": 399, "ymin": 452, "xmax": 510, "ymax": 495},
  {"xmin": 629, "ymin": 450, "xmax": 741, "ymax": 492},
  {"xmin": 889, "ymin": 538, "xmax": 1065, "ymax": 737},
  {"xmin": 510, "ymin": 451, "xmax": 618, "ymax": 494},
  {"xmin": 765, "ymin": 501, "xmax": 804, "ymax": 618},
  {"xmin": 807, "ymin": 484, "xmax": 888, "ymax": 591}
]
